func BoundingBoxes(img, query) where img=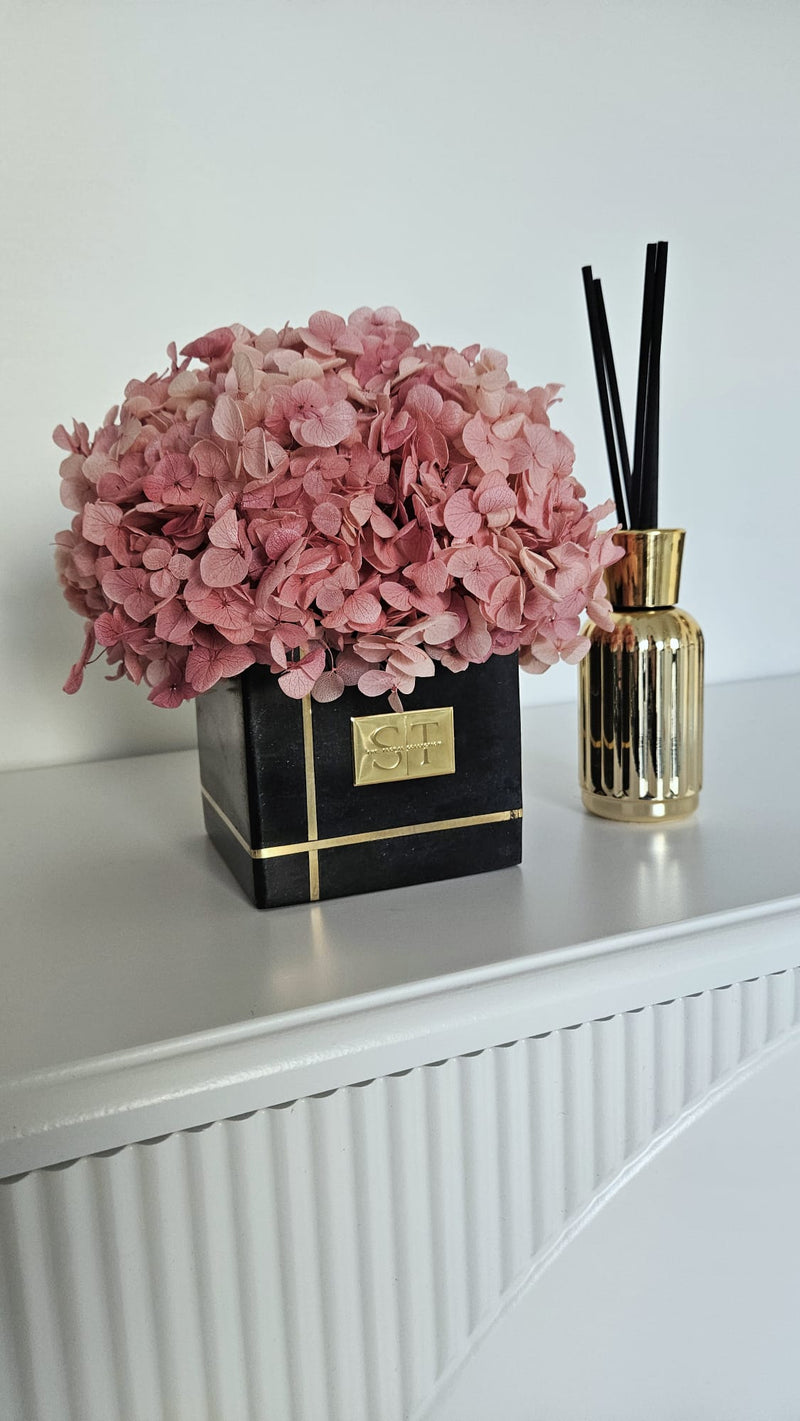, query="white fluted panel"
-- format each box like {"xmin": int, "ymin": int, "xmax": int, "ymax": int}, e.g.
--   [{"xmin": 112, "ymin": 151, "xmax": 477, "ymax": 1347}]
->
[
  {"xmin": 494, "ymin": 1042, "xmax": 534, "ymax": 1292},
  {"xmin": 228, "ymin": 1111, "xmax": 293, "ymax": 1421},
  {"xmin": 2, "ymin": 969, "xmax": 799, "ymax": 1421},
  {"xmin": 426, "ymin": 1058, "xmax": 470, "ymax": 1372},
  {"xmin": 529, "ymin": 1027, "xmax": 567, "ymax": 1252},
  {"xmin": 99, "ymin": 1143, "xmax": 164, "ymax": 1421},
  {"xmin": 314, "ymin": 1088, "xmax": 369, "ymax": 1421},
  {"xmin": 594, "ymin": 1012, "xmax": 627, "ymax": 1184}
]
